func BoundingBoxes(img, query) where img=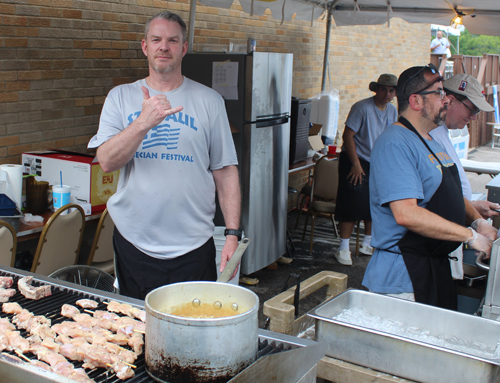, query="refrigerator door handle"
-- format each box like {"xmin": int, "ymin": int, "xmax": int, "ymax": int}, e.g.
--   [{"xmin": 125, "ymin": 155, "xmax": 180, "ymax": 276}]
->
[{"xmin": 251, "ymin": 114, "xmax": 289, "ymax": 128}]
